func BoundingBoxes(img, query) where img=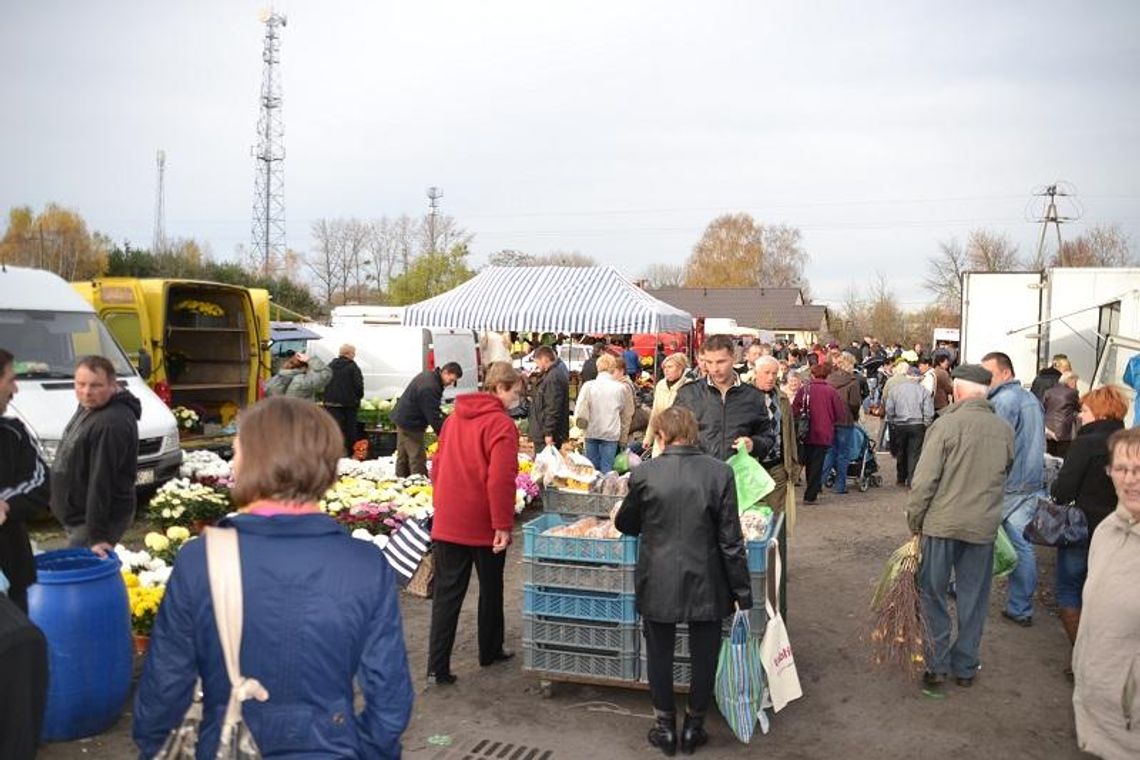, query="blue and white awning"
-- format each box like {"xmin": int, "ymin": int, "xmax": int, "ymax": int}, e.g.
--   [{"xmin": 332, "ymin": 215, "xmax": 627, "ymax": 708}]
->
[{"xmin": 403, "ymin": 266, "xmax": 693, "ymax": 334}]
